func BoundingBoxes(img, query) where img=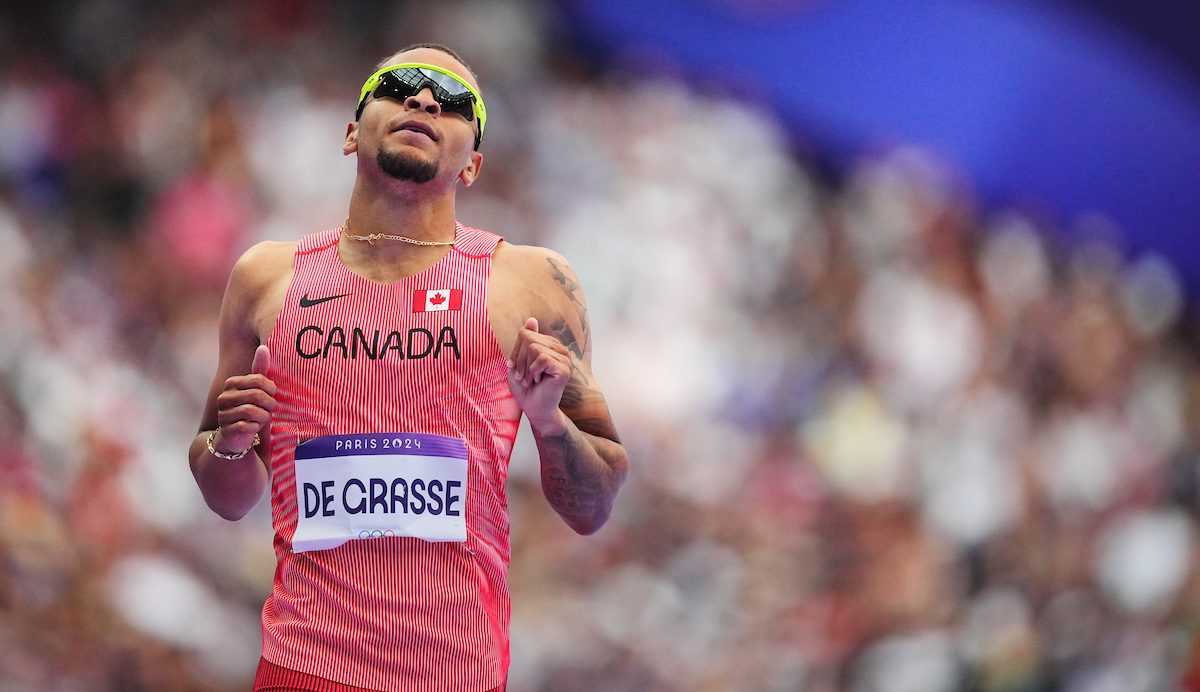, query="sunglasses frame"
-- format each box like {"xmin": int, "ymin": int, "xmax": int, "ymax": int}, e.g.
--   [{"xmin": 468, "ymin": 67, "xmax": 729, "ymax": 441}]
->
[{"xmin": 356, "ymin": 62, "xmax": 487, "ymax": 147}]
